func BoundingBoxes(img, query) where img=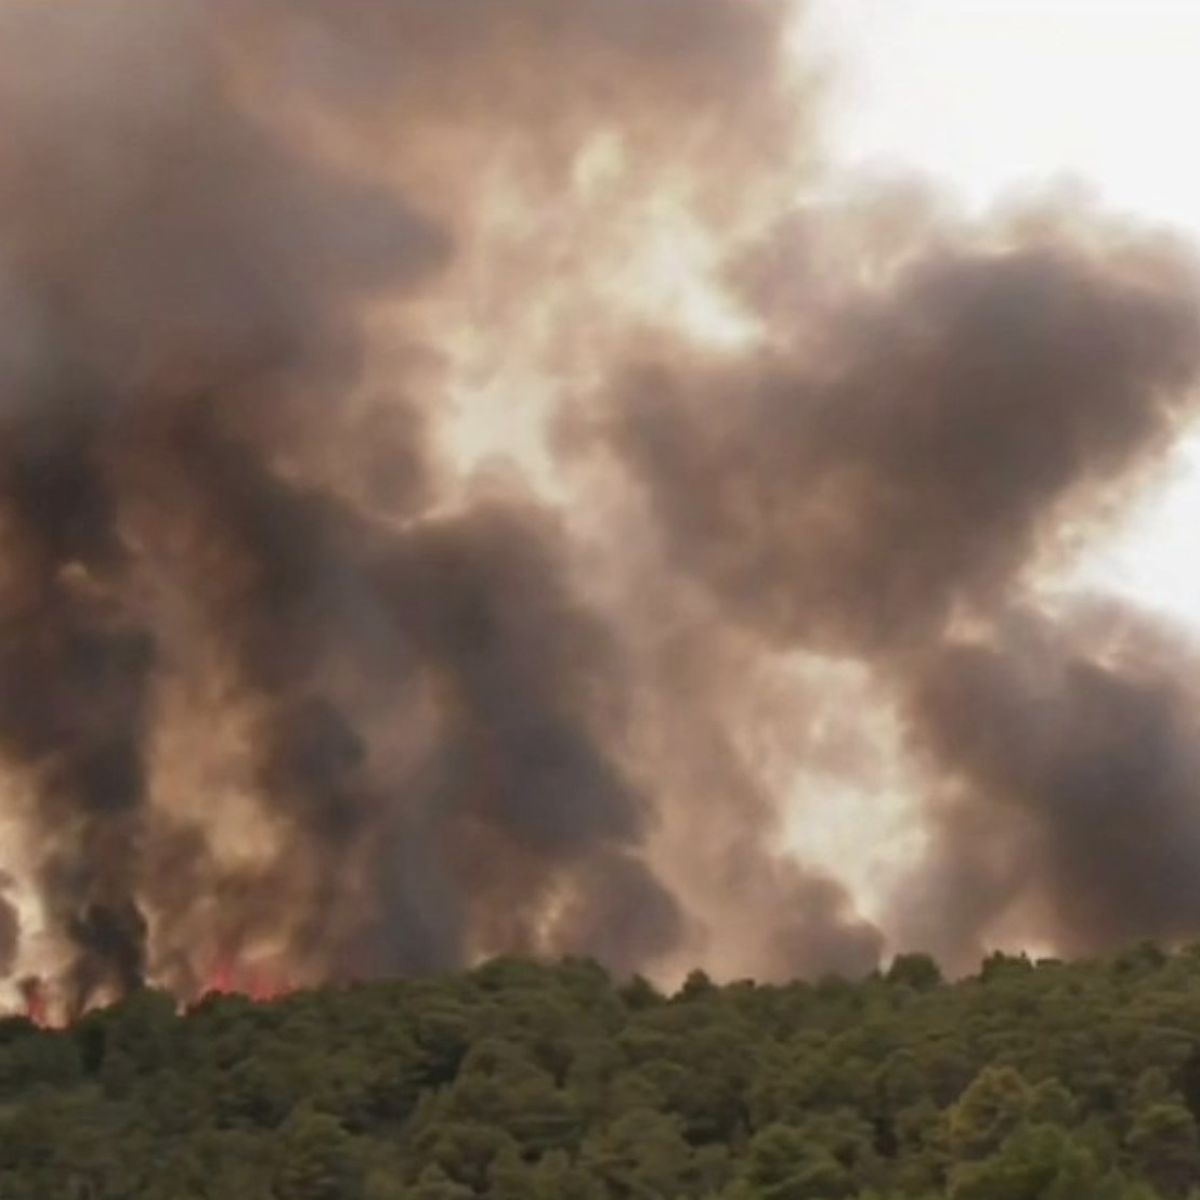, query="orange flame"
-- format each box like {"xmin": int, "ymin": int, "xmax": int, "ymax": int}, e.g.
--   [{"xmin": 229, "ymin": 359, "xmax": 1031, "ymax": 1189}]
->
[
  {"xmin": 202, "ymin": 956, "xmax": 292, "ymax": 1004},
  {"xmin": 19, "ymin": 977, "xmax": 48, "ymax": 1027}
]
